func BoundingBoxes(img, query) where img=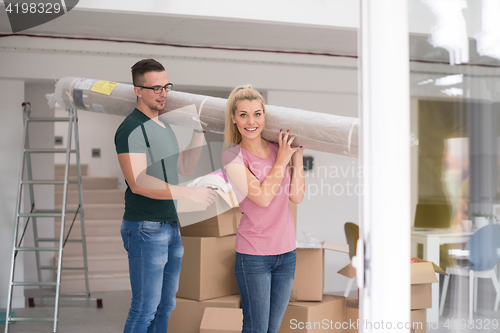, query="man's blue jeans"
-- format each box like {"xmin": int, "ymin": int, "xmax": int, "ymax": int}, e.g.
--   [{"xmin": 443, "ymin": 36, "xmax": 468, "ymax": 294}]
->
[
  {"xmin": 121, "ymin": 220, "xmax": 184, "ymax": 333},
  {"xmin": 234, "ymin": 249, "xmax": 296, "ymax": 333}
]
